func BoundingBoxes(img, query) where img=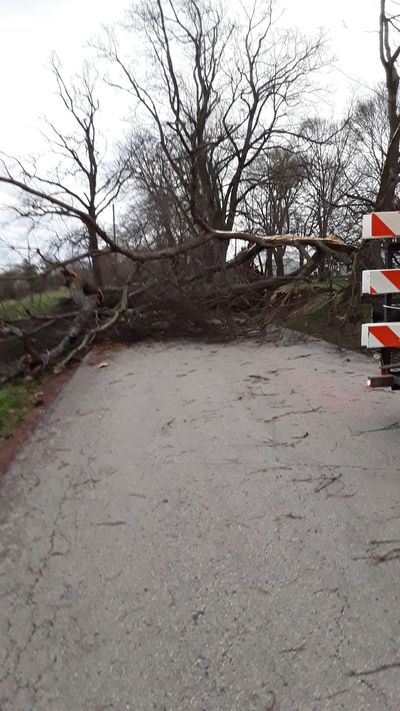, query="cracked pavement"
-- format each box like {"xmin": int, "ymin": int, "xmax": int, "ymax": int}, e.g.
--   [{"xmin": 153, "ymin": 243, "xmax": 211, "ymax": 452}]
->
[{"xmin": 2, "ymin": 337, "xmax": 400, "ymax": 710}]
